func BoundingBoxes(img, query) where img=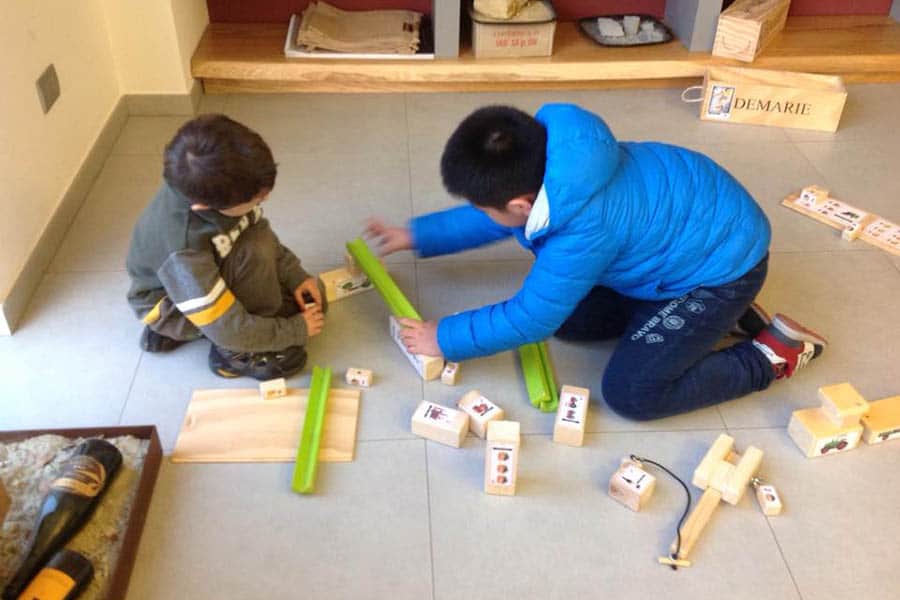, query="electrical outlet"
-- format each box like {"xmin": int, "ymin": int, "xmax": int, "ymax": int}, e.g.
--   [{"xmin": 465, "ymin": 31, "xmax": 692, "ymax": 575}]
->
[{"xmin": 36, "ymin": 64, "xmax": 60, "ymax": 114}]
